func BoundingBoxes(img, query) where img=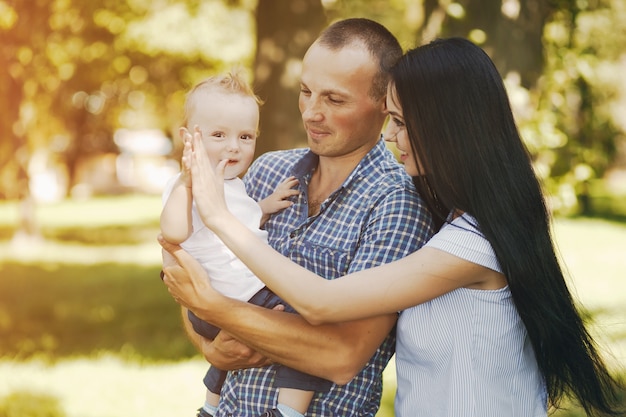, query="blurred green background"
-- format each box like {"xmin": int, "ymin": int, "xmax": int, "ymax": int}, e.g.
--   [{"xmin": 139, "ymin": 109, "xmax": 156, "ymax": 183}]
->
[
  {"xmin": 1, "ymin": 1, "xmax": 625, "ymax": 416},
  {"xmin": 0, "ymin": 197, "xmax": 624, "ymax": 417}
]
